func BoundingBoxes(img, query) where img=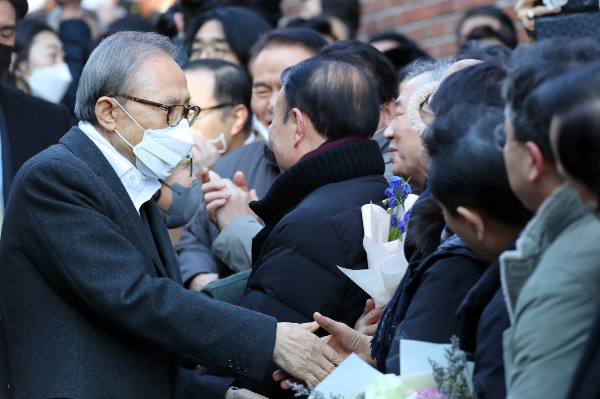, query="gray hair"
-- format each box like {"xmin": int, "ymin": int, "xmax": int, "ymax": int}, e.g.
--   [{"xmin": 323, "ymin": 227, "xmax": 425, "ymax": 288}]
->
[{"xmin": 74, "ymin": 31, "xmax": 176, "ymax": 124}]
